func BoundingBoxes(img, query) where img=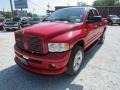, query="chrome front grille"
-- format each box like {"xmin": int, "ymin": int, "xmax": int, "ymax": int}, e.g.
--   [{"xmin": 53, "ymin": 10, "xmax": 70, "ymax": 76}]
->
[
  {"xmin": 15, "ymin": 32, "xmax": 43, "ymax": 53},
  {"xmin": 15, "ymin": 33, "xmax": 24, "ymax": 49},
  {"xmin": 27, "ymin": 36, "xmax": 43, "ymax": 52}
]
